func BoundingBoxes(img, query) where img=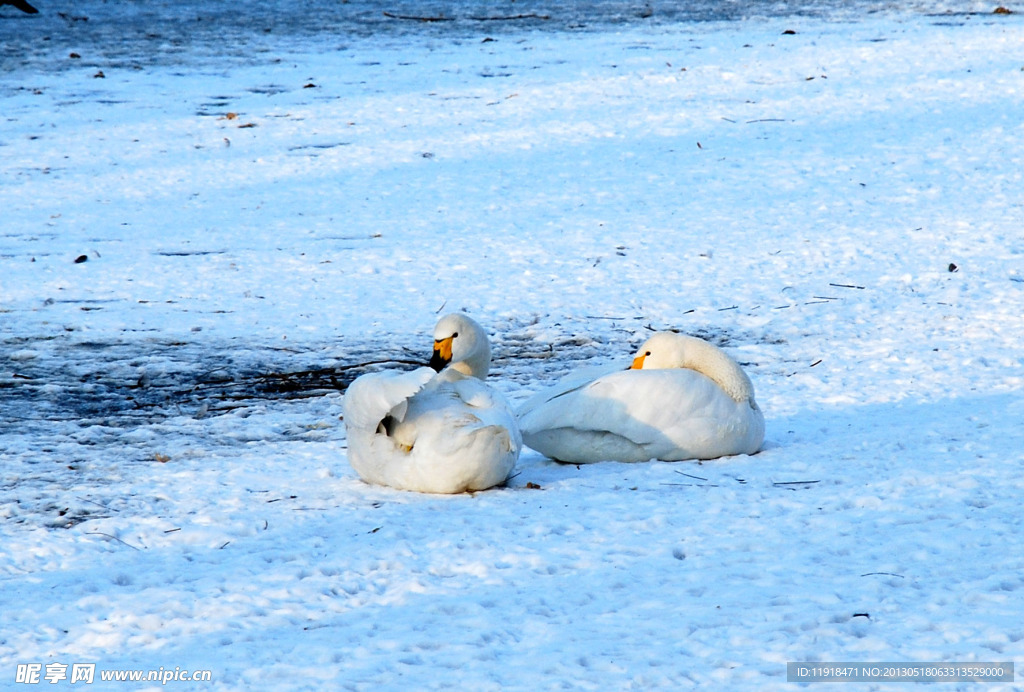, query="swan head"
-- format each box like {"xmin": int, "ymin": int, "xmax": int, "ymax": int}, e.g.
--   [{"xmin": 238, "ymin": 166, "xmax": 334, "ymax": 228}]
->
[
  {"xmin": 429, "ymin": 313, "xmax": 491, "ymax": 379},
  {"xmin": 630, "ymin": 332, "xmax": 693, "ymax": 370},
  {"xmin": 630, "ymin": 331, "xmax": 756, "ymax": 404}
]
